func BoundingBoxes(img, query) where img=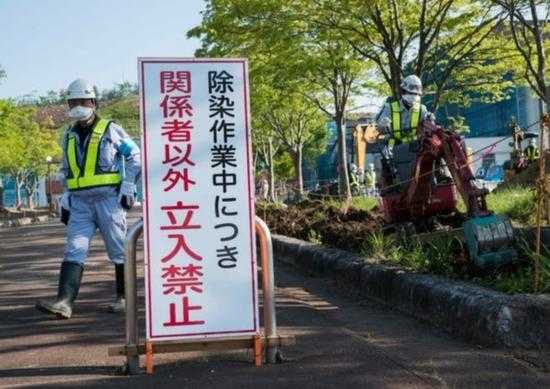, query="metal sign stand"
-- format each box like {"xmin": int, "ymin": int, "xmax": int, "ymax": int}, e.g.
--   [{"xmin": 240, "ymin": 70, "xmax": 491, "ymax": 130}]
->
[{"xmin": 108, "ymin": 216, "xmax": 294, "ymax": 375}]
